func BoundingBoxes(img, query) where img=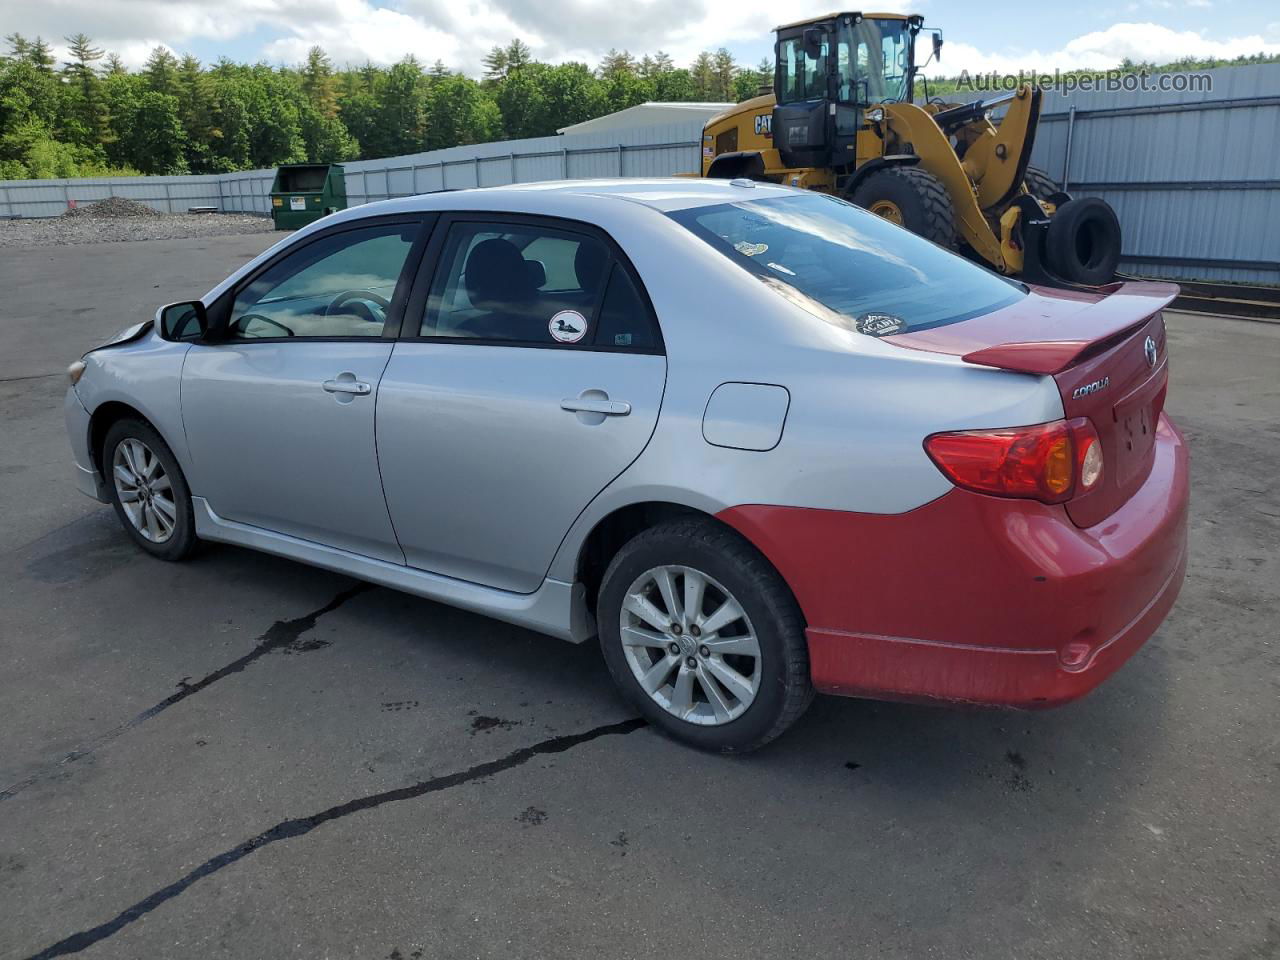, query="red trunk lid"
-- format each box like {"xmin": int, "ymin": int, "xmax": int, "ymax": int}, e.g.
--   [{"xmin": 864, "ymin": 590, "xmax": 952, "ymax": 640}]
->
[{"xmin": 886, "ymin": 281, "xmax": 1178, "ymax": 526}]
